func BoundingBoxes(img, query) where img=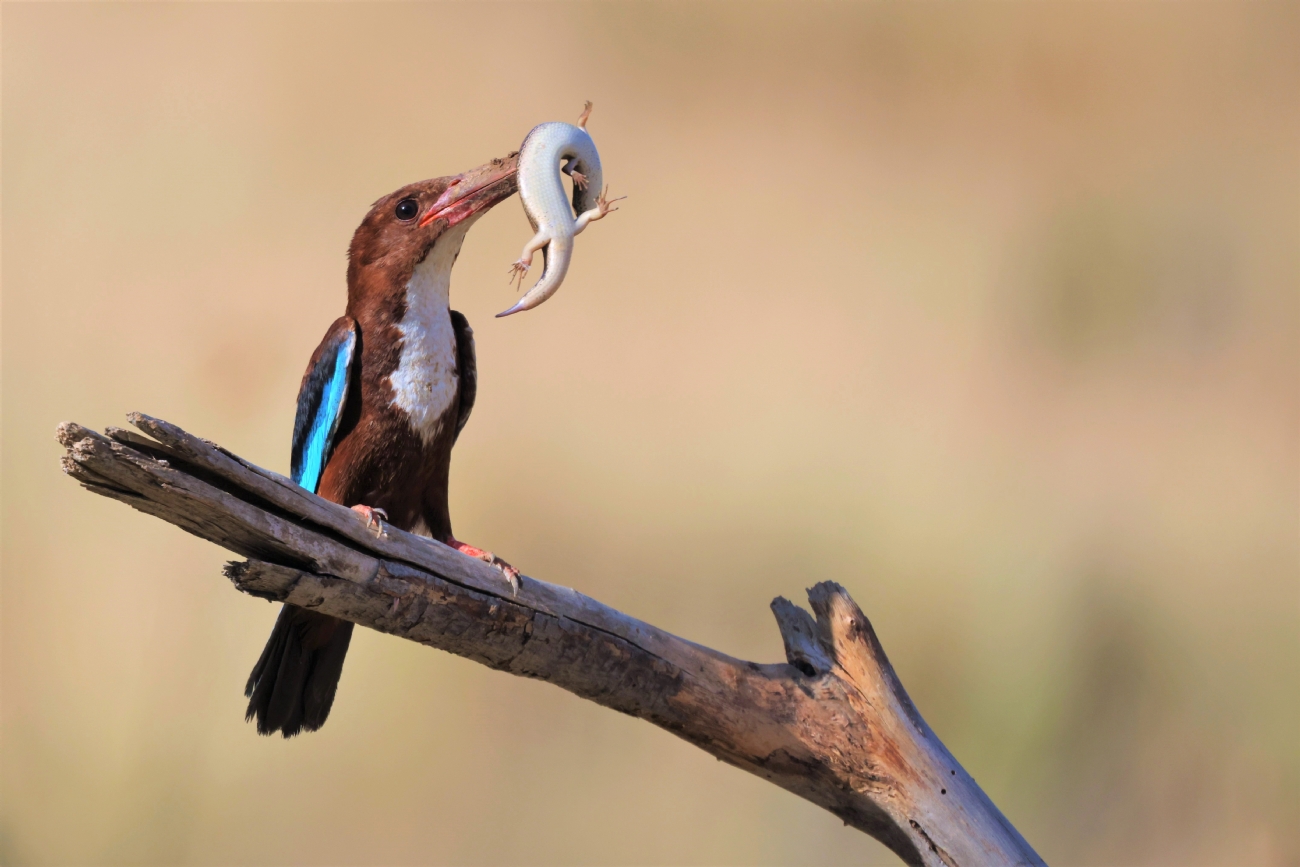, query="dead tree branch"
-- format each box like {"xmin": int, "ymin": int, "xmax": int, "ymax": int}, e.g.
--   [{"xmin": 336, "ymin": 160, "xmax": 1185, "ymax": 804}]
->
[{"xmin": 57, "ymin": 414, "xmax": 1045, "ymax": 867}]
